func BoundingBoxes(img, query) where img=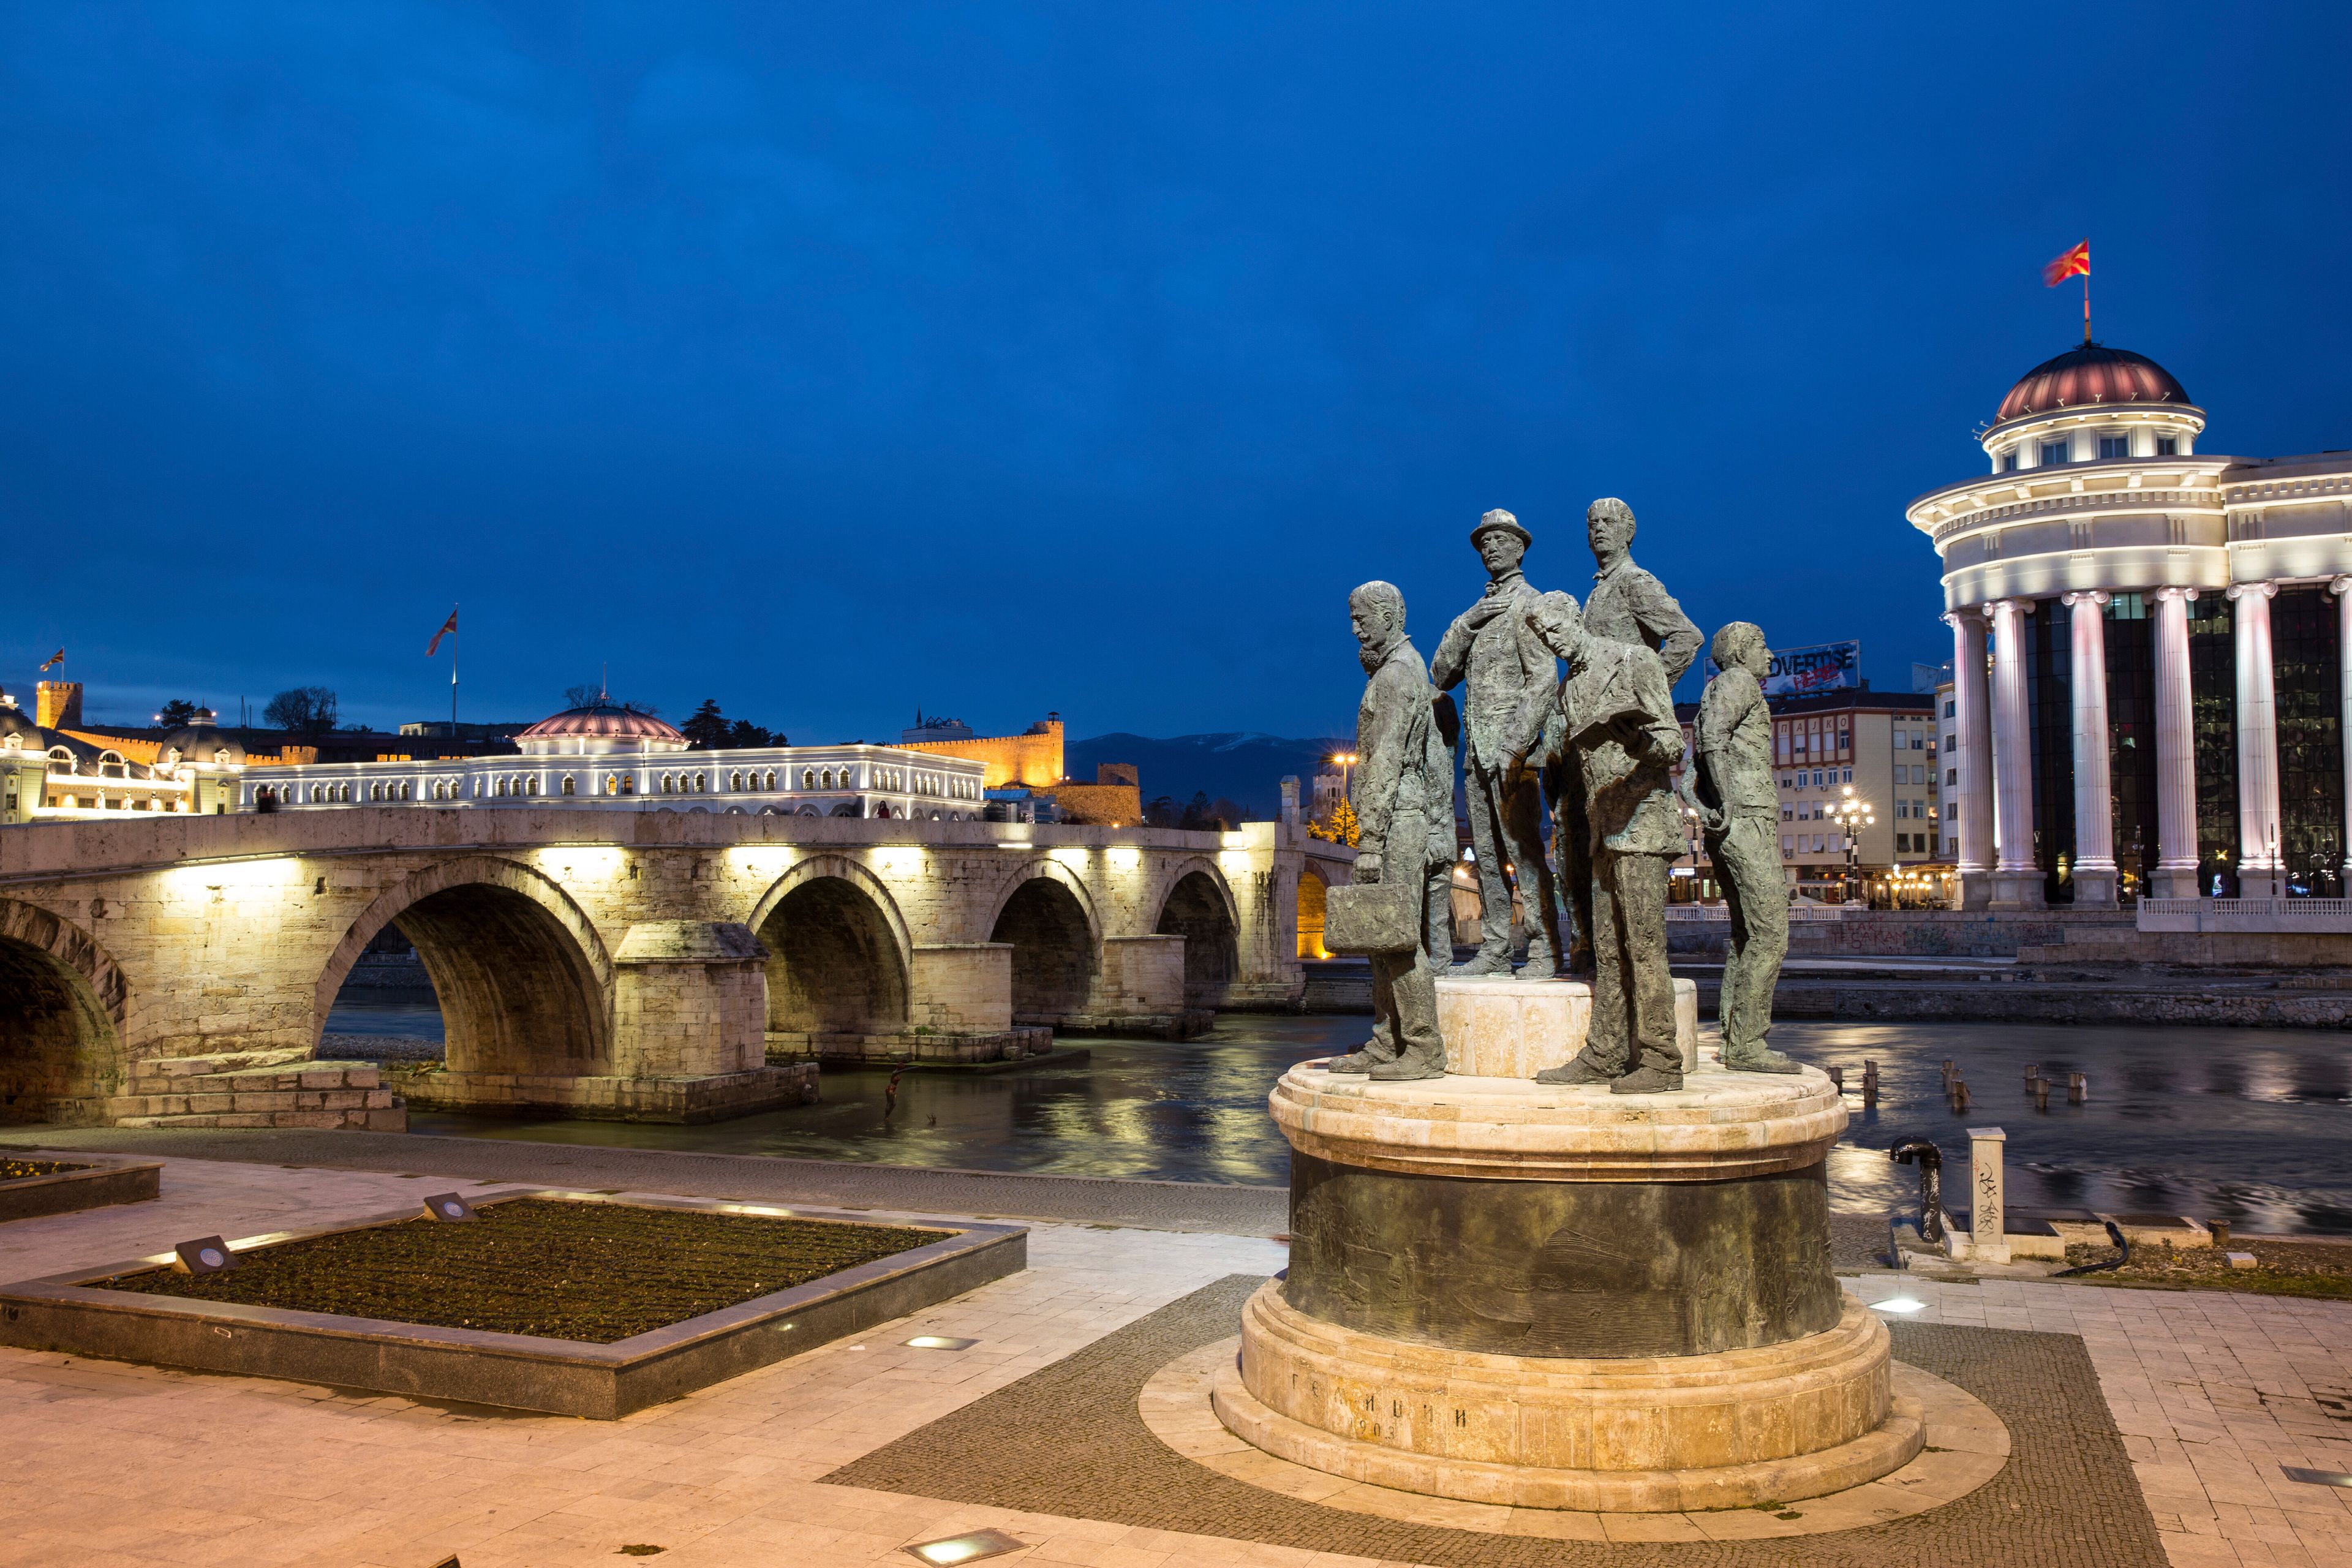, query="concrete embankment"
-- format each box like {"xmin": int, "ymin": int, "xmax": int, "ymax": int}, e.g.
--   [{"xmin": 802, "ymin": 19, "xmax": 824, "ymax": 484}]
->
[{"xmin": 1297, "ymin": 957, "xmax": 2352, "ymax": 1028}]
